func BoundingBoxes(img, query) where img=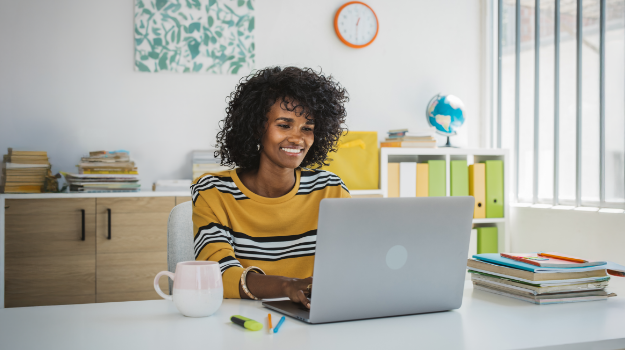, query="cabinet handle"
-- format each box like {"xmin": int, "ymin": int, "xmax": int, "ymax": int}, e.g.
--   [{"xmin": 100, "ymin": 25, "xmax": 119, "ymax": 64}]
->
[
  {"xmin": 81, "ymin": 209, "xmax": 85, "ymax": 241},
  {"xmin": 107, "ymin": 208, "xmax": 112, "ymax": 240}
]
